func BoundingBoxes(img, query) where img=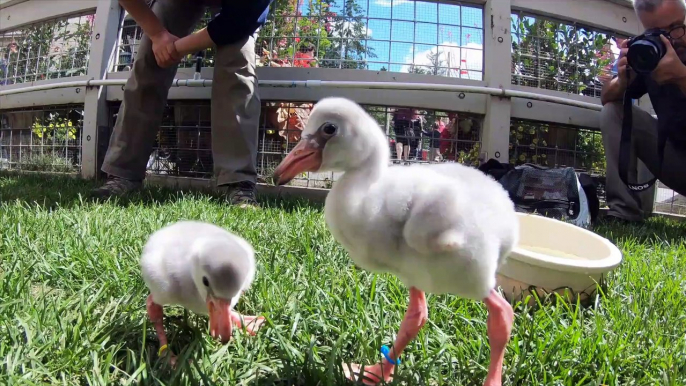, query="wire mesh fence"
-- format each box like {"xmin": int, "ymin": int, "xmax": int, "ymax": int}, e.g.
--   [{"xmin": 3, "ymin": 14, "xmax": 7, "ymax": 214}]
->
[
  {"xmin": 511, "ymin": 12, "xmax": 623, "ymax": 98},
  {"xmin": 111, "ymin": 0, "xmax": 485, "ymax": 79},
  {"xmin": 0, "ymin": 13, "xmax": 94, "ymax": 86},
  {"xmin": 654, "ymin": 182, "xmax": 686, "ymax": 216},
  {"xmin": 107, "ymin": 100, "xmax": 482, "ymax": 188},
  {"xmin": 112, "ymin": 8, "xmax": 217, "ymax": 72},
  {"xmin": 6, "ymin": 1, "xmax": 680, "ymax": 214},
  {"xmin": 0, "ymin": 105, "xmax": 84, "ymax": 173},
  {"xmin": 509, "ymin": 118, "xmax": 606, "ymax": 174},
  {"xmin": 257, "ymin": 0, "xmax": 484, "ymax": 78}
]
